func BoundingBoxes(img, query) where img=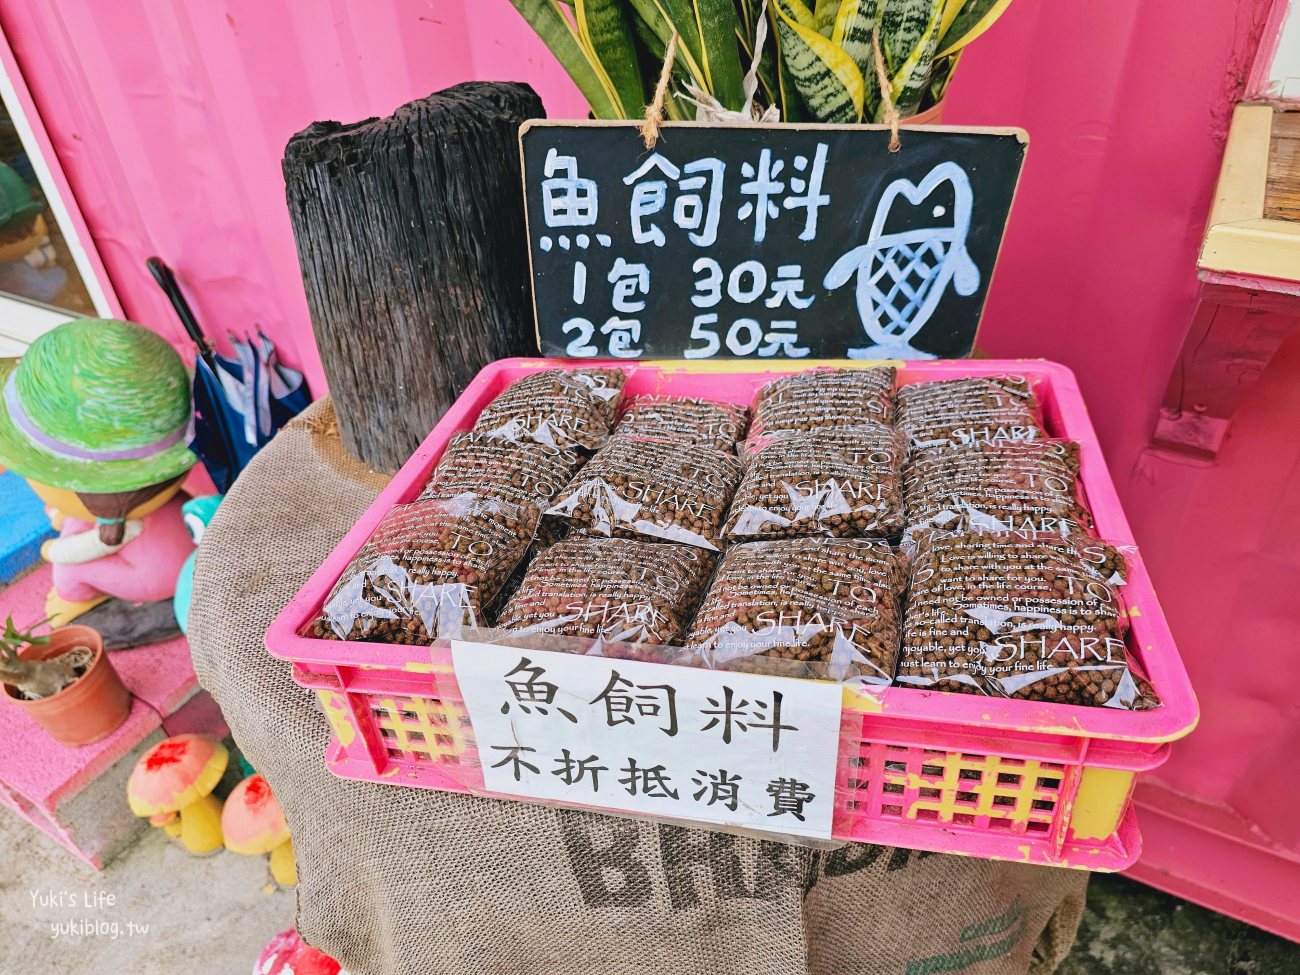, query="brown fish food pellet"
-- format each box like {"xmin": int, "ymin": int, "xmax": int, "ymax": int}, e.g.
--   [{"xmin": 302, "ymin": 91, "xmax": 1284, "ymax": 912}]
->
[
  {"xmin": 471, "ymin": 368, "xmax": 626, "ymax": 450},
  {"xmin": 546, "ymin": 436, "xmax": 743, "ymax": 550},
  {"xmin": 684, "ymin": 538, "xmax": 905, "ymax": 683},
  {"xmin": 902, "ymin": 439, "xmax": 1091, "ymax": 549},
  {"xmin": 896, "ymin": 375, "xmax": 1043, "ymax": 449},
  {"xmin": 496, "ymin": 536, "xmax": 715, "ymax": 646},
  {"xmin": 615, "ymin": 395, "xmax": 749, "ymax": 454},
  {"xmin": 895, "ymin": 531, "xmax": 1156, "ymax": 709},
  {"xmin": 723, "ymin": 424, "xmax": 905, "ymax": 542},
  {"xmin": 420, "ymin": 430, "xmax": 586, "ymax": 510},
  {"xmin": 749, "ymin": 367, "xmax": 895, "ymax": 435},
  {"xmin": 311, "ymin": 495, "xmax": 535, "ymax": 645}
]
